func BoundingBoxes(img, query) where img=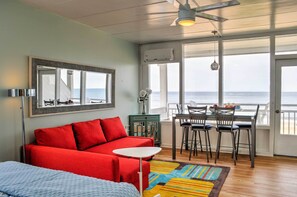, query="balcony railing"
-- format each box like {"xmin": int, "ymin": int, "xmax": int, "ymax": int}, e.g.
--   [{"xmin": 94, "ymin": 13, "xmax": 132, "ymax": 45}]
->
[
  {"xmin": 165, "ymin": 102, "xmax": 270, "ymax": 126},
  {"xmin": 281, "ymin": 108, "xmax": 297, "ymax": 135},
  {"xmin": 151, "ymin": 102, "xmax": 297, "ymax": 135}
]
